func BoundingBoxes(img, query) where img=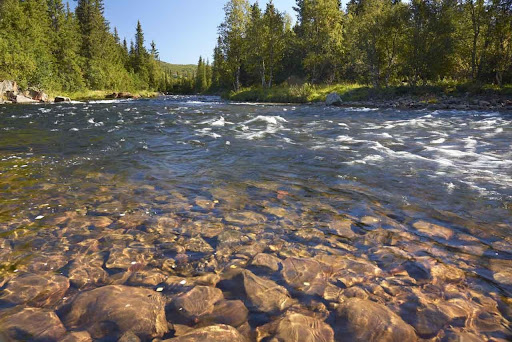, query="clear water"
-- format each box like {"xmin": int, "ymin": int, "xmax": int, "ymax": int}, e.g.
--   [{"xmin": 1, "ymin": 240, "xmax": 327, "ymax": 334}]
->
[{"xmin": 0, "ymin": 96, "xmax": 511, "ymax": 340}]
